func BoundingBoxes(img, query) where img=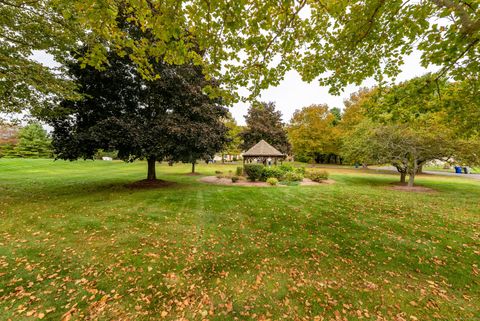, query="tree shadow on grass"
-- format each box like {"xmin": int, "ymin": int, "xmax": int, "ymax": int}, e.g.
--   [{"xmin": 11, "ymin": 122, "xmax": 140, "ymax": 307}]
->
[
  {"xmin": 1, "ymin": 177, "xmax": 186, "ymax": 201},
  {"xmin": 335, "ymin": 174, "xmax": 398, "ymax": 188},
  {"xmin": 125, "ymin": 179, "xmax": 177, "ymax": 189}
]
